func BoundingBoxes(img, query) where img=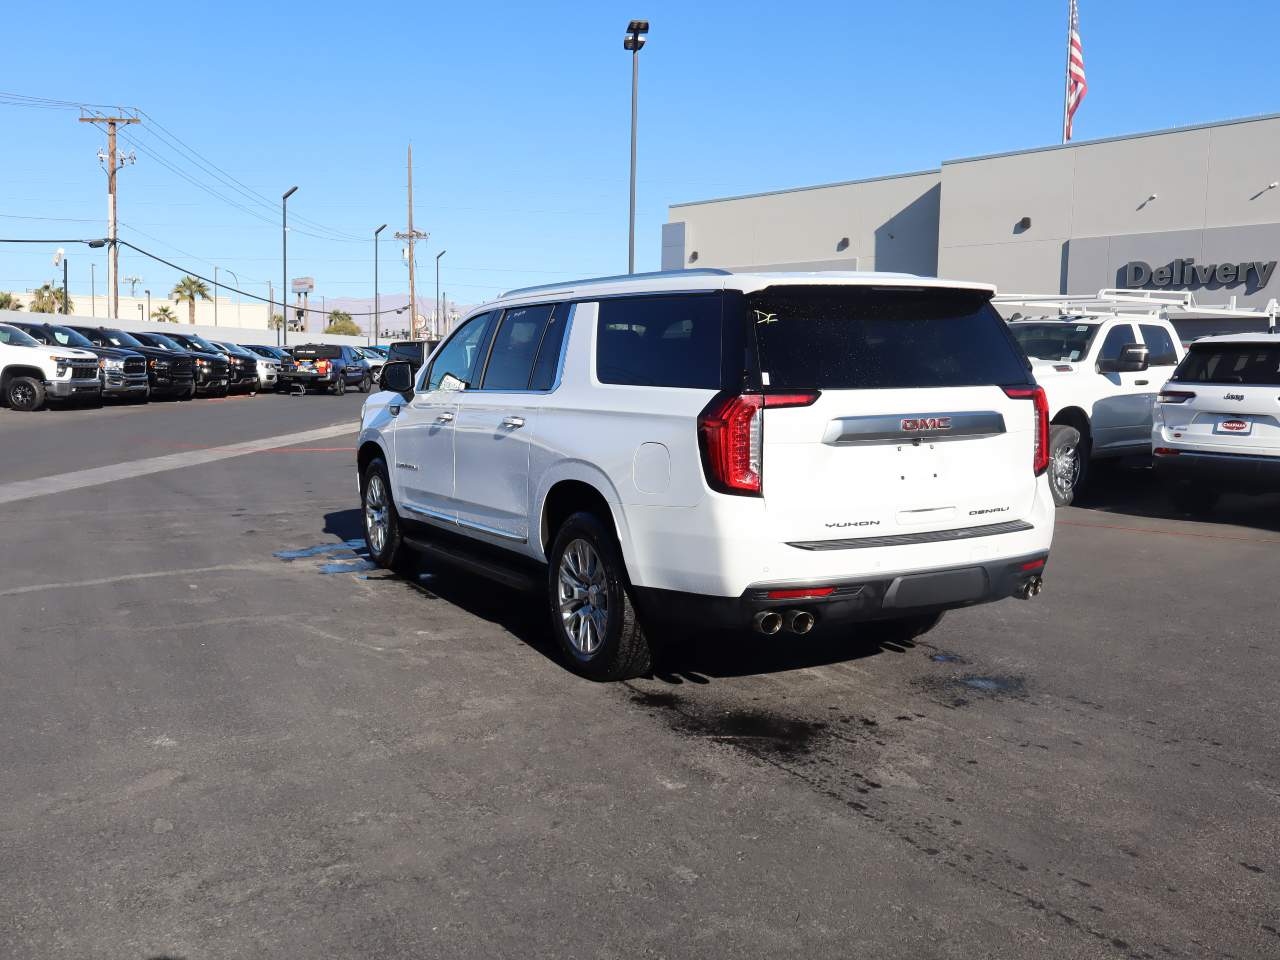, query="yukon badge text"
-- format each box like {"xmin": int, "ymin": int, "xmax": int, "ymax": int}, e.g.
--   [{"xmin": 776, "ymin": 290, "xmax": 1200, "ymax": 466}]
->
[{"xmin": 826, "ymin": 520, "xmax": 882, "ymax": 529}]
